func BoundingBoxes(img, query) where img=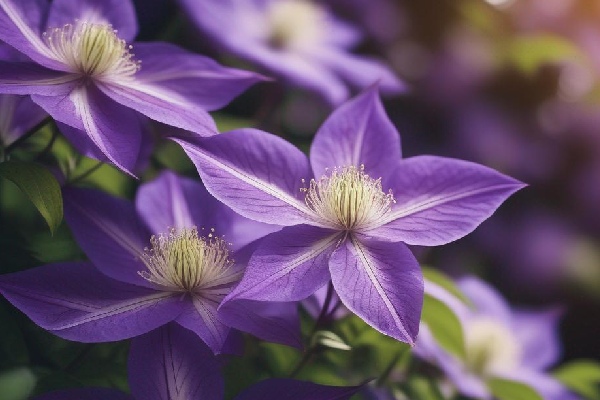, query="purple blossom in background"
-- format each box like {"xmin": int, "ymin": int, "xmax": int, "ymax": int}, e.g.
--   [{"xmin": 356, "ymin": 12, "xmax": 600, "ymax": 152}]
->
[
  {"xmin": 0, "ymin": 171, "xmax": 299, "ymax": 353},
  {"xmin": 0, "ymin": 0, "xmax": 265, "ymax": 174},
  {"xmin": 416, "ymin": 277, "xmax": 575, "ymax": 400},
  {"xmin": 174, "ymin": 86, "xmax": 524, "ymax": 345},
  {"xmin": 34, "ymin": 323, "xmax": 363, "ymax": 400},
  {"xmin": 177, "ymin": 0, "xmax": 405, "ymax": 105}
]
